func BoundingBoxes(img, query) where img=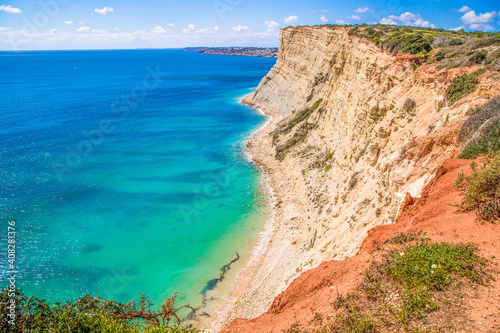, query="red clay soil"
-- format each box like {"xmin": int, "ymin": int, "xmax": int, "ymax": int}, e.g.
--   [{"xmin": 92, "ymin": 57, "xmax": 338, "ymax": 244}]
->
[{"xmin": 221, "ymin": 159, "xmax": 500, "ymax": 333}]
